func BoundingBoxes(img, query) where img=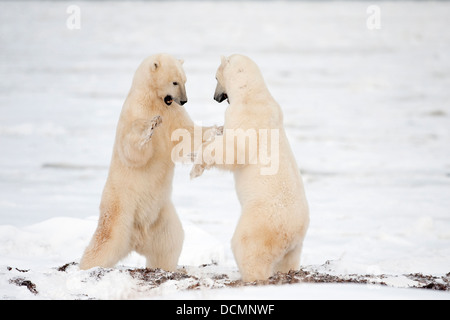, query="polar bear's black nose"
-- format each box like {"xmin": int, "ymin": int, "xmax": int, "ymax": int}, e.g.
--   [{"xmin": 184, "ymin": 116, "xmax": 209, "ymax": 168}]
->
[
  {"xmin": 214, "ymin": 93, "xmax": 228, "ymax": 103},
  {"xmin": 180, "ymin": 100, "xmax": 187, "ymax": 106}
]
